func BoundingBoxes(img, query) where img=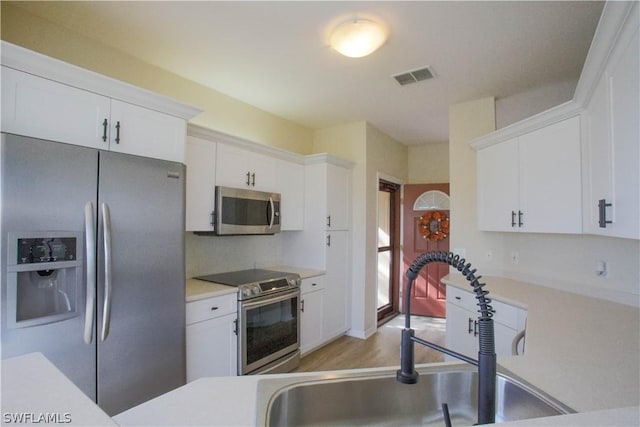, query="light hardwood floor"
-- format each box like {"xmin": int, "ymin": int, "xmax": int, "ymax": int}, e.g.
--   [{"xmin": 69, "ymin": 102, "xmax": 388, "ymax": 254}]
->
[{"xmin": 294, "ymin": 315, "xmax": 445, "ymax": 372}]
